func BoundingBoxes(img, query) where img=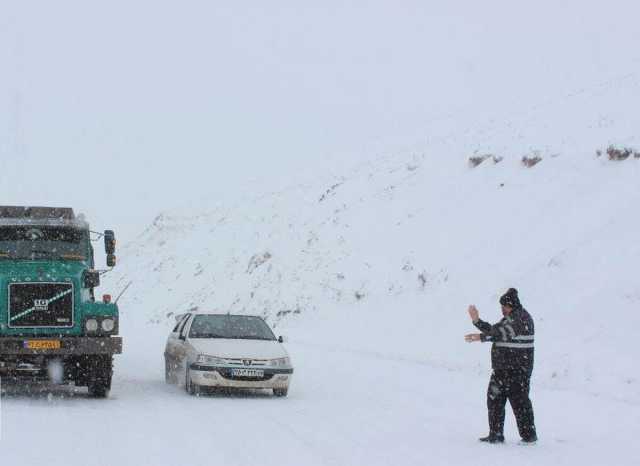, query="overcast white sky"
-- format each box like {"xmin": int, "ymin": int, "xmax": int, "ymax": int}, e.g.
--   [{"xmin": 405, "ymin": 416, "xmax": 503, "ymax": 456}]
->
[{"xmin": 1, "ymin": 1, "xmax": 638, "ymax": 240}]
